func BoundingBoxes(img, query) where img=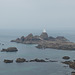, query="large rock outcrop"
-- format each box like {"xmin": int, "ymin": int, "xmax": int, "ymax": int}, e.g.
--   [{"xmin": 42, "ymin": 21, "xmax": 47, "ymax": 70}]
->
[
  {"xmin": 36, "ymin": 41, "xmax": 75, "ymax": 50},
  {"xmin": 11, "ymin": 33, "xmax": 41, "ymax": 44},
  {"xmin": 11, "ymin": 31, "xmax": 75, "ymax": 50}
]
